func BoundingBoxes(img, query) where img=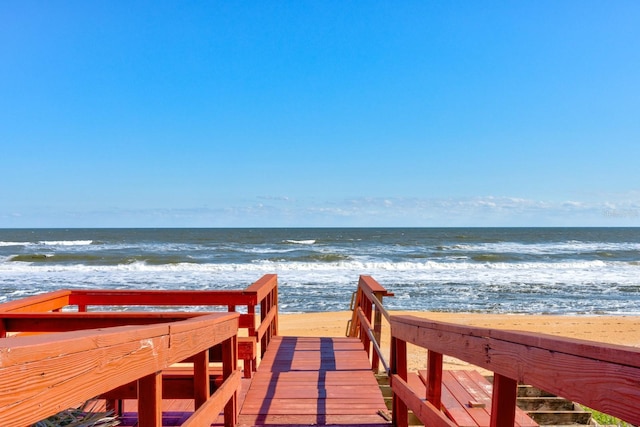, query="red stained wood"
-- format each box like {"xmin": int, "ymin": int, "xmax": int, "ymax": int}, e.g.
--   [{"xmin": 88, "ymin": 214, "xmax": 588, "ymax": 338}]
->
[
  {"xmin": 100, "ymin": 367, "xmax": 224, "ymax": 400},
  {"xmin": 248, "ymin": 370, "xmax": 376, "ymax": 385},
  {"xmin": 358, "ymin": 276, "xmax": 395, "ymax": 298},
  {"xmin": 138, "ymin": 371, "xmax": 162, "ymax": 427},
  {"xmin": 408, "ymin": 373, "xmax": 479, "ymax": 427},
  {"xmin": 427, "ymin": 350, "xmax": 444, "ymax": 408},
  {"xmin": 182, "ymin": 370, "xmax": 241, "ymax": 427},
  {"xmin": 0, "ymin": 312, "xmax": 204, "ymax": 333},
  {"xmin": 237, "ymin": 336, "xmax": 390, "ymax": 426},
  {"xmin": 237, "ymin": 414, "xmax": 392, "ymax": 426},
  {"xmin": 243, "ymin": 274, "xmax": 278, "ymax": 303},
  {"xmin": 192, "ymin": 350, "xmax": 209, "ymax": 409},
  {"xmin": 0, "ymin": 290, "xmax": 71, "ymax": 313},
  {"xmin": 490, "ymin": 374, "xmax": 518, "ymax": 427},
  {"xmin": 69, "ymin": 290, "xmax": 254, "ymax": 308},
  {"xmin": 394, "ymin": 313, "xmax": 640, "ymax": 426},
  {"xmin": 391, "ymin": 336, "xmax": 408, "ymax": 427},
  {"xmin": 416, "ymin": 370, "xmax": 538, "ymax": 427},
  {"xmin": 0, "ymin": 313, "xmax": 240, "ymax": 426},
  {"xmin": 0, "ymin": 274, "xmax": 281, "ymax": 426},
  {"xmin": 391, "ymin": 374, "xmax": 457, "ymax": 427}
]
